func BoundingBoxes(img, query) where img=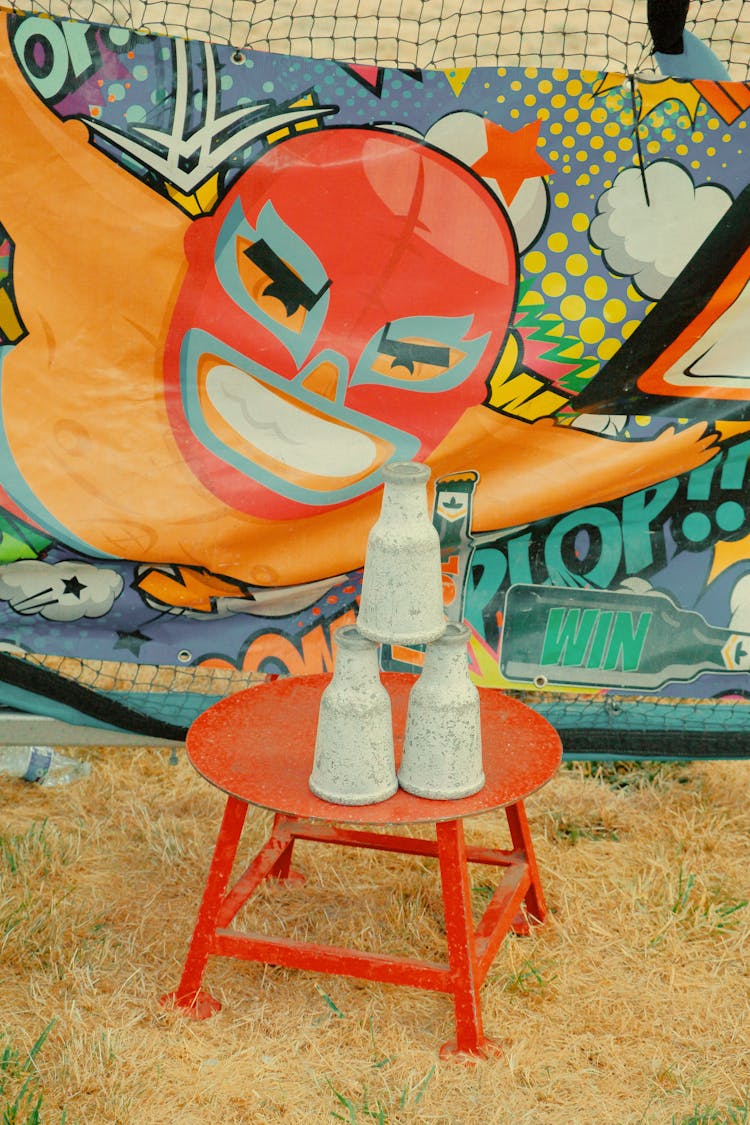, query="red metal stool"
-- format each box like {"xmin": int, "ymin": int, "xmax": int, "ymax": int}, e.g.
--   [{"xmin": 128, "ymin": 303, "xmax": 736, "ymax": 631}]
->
[{"xmin": 162, "ymin": 674, "xmax": 561, "ymax": 1059}]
